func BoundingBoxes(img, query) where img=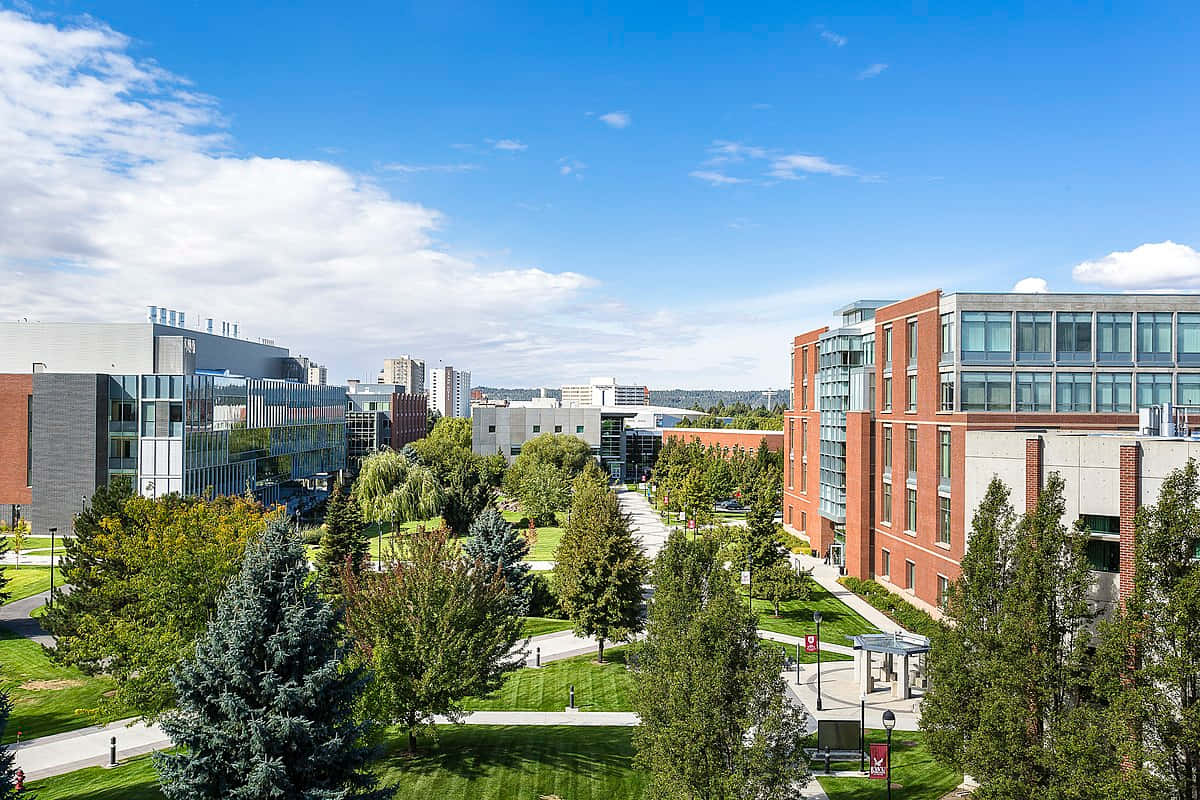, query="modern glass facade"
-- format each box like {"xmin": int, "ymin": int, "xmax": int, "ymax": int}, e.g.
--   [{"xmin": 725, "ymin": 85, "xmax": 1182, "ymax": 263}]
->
[{"xmin": 817, "ymin": 320, "xmax": 876, "ymax": 523}]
